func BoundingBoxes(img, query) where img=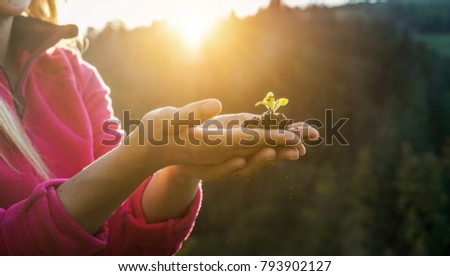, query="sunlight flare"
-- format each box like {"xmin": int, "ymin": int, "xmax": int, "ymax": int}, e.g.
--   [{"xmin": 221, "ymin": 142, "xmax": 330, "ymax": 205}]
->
[{"xmin": 169, "ymin": 16, "xmax": 217, "ymax": 48}]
